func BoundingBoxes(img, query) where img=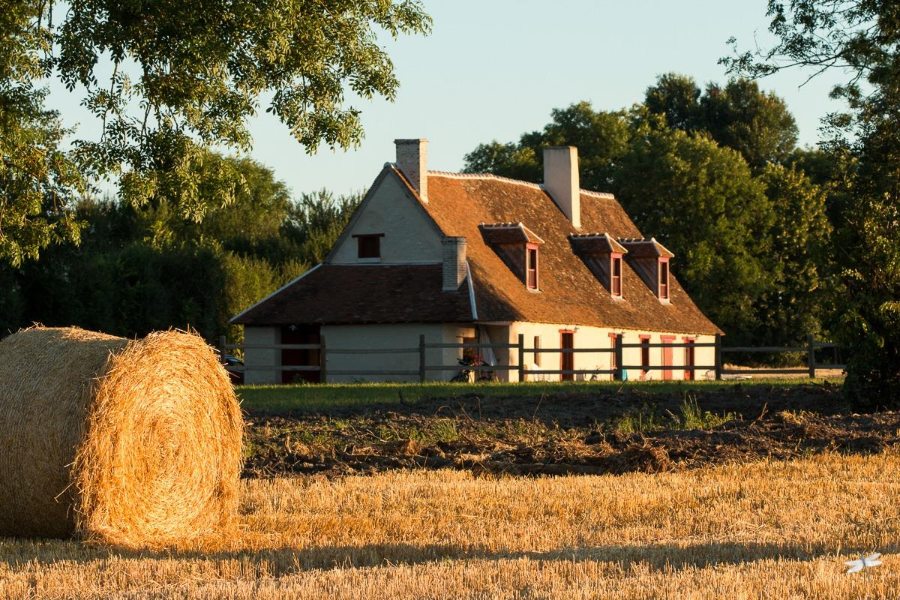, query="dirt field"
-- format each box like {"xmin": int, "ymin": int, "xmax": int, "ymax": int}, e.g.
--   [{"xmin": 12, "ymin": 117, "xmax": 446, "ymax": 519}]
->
[
  {"xmin": 2, "ymin": 452, "xmax": 899, "ymax": 599},
  {"xmin": 245, "ymin": 381, "xmax": 898, "ymax": 478}
]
